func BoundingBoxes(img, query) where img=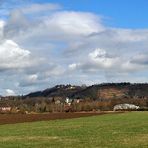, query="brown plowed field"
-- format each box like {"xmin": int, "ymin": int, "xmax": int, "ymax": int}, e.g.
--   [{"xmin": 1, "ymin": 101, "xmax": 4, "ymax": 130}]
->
[
  {"xmin": 0, "ymin": 112, "xmax": 112, "ymax": 125},
  {"xmin": 0, "ymin": 112, "xmax": 123, "ymax": 125}
]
